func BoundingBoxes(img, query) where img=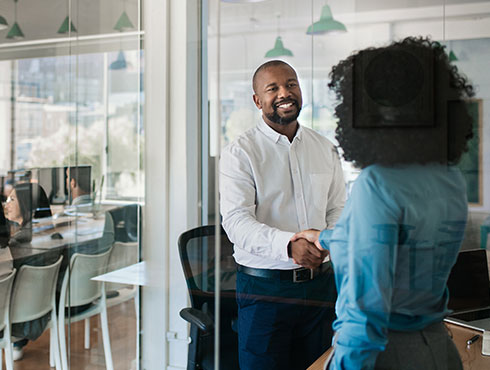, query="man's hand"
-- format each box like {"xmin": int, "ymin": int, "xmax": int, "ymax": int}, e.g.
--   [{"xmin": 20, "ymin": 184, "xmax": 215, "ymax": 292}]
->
[
  {"xmin": 289, "ymin": 238, "xmax": 327, "ymax": 269},
  {"xmin": 291, "ymin": 229, "xmax": 322, "ymax": 250}
]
